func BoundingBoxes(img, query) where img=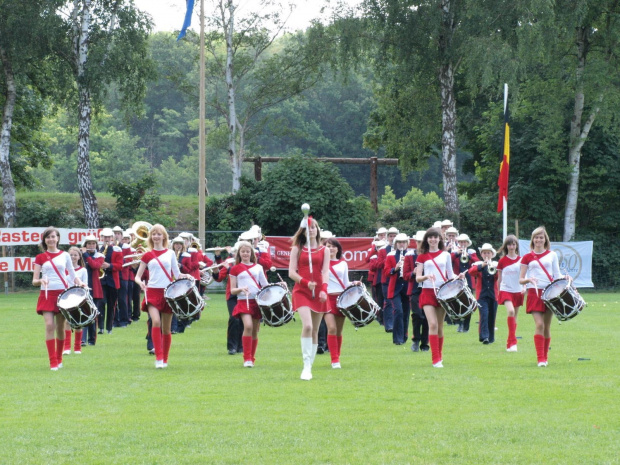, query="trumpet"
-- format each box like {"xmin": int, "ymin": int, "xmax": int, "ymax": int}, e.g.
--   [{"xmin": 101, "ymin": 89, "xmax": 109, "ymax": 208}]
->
[
  {"xmin": 203, "ymin": 246, "xmax": 229, "ymax": 252},
  {"xmin": 487, "ymin": 260, "xmax": 497, "ymax": 275},
  {"xmin": 460, "ymin": 248, "xmax": 469, "ymax": 264},
  {"xmin": 130, "ymin": 221, "xmax": 152, "ymax": 248},
  {"xmin": 201, "ymin": 258, "xmax": 234, "ymax": 273},
  {"xmin": 190, "ymin": 239, "xmax": 201, "ymax": 251}
]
